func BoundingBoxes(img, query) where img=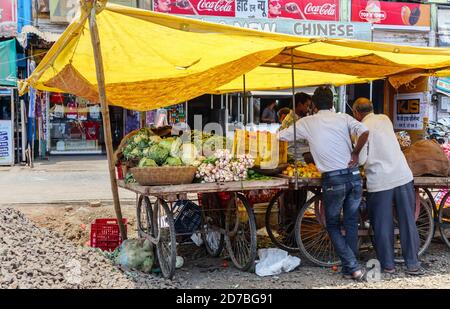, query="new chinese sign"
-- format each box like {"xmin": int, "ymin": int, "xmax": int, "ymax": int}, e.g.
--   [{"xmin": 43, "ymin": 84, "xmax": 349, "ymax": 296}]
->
[
  {"xmin": 351, "ymin": 0, "xmax": 430, "ymax": 29},
  {"xmin": 268, "ymin": 0, "xmax": 338, "ymax": 21},
  {"xmin": 0, "ymin": 0, "xmax": 17, "ymax": 37},
  {"xmin": 186, "ymin": 16, "xmax": 372, "ymax": 40},
  {"xmin": 394, "ymin": 92, "xmax": 426, "ymax": 131},
  {"xmin": 154, "ymin": 0, "xmax": 339, "ymax": 20}
]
